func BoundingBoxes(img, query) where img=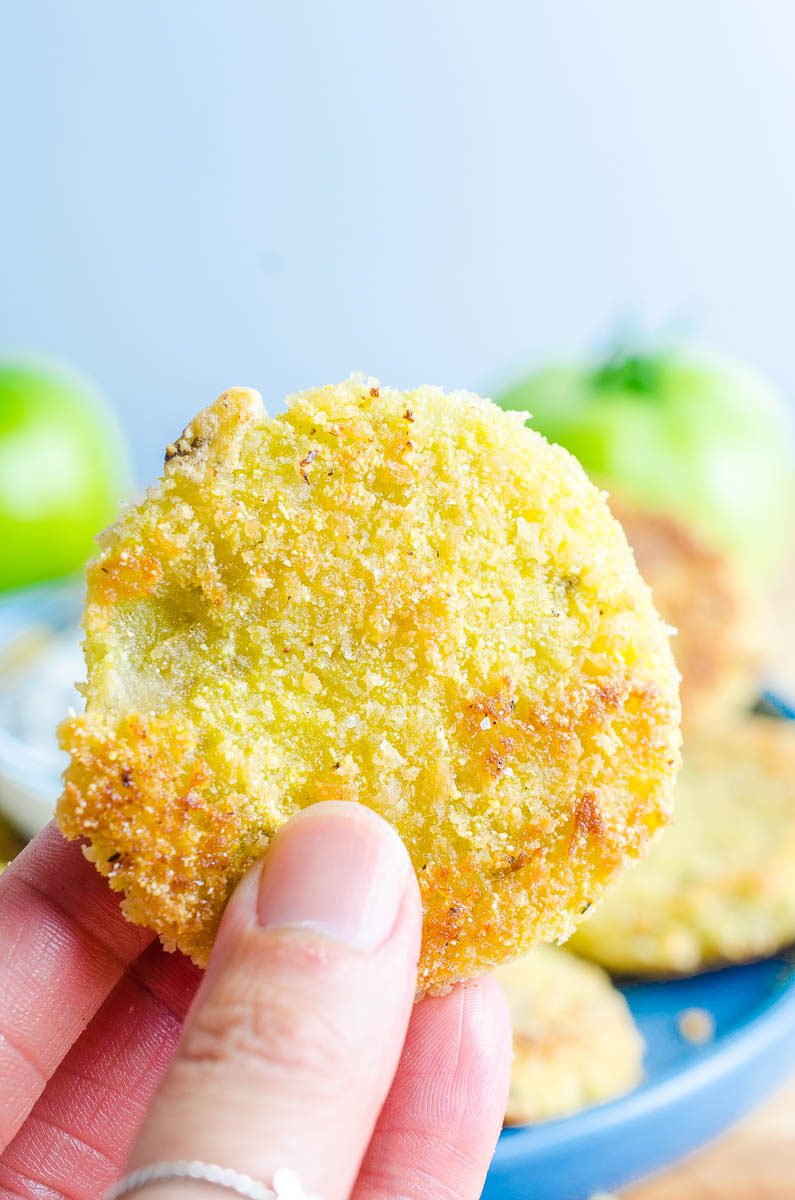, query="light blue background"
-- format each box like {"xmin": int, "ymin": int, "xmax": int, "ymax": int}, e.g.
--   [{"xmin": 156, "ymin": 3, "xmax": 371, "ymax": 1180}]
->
[{"xmin": 3, "ymin": 1, "xmax": 795, "ymax": 478}]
